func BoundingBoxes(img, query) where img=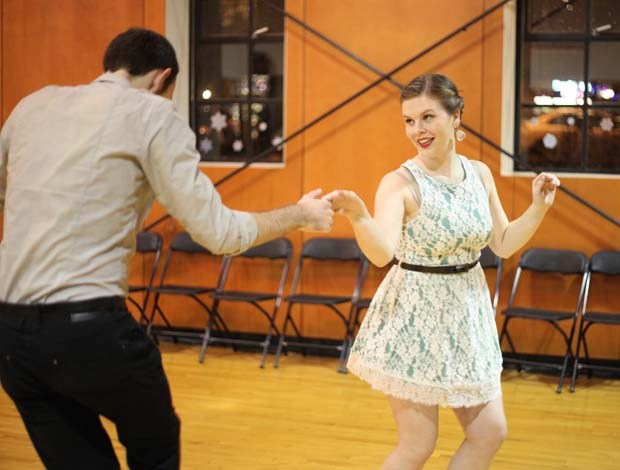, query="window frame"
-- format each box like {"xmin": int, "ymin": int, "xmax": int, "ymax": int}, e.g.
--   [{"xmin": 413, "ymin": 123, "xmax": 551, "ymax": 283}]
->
[{"xmin": 502, "ymin": 0, "xmax": 620, "ymax": 177}]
